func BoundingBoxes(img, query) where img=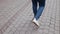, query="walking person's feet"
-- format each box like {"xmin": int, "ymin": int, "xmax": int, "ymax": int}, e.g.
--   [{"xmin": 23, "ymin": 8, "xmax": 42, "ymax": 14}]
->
[{"xmin": 32, "ymin": 18, "xmax": 40, "ymax": 27}]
